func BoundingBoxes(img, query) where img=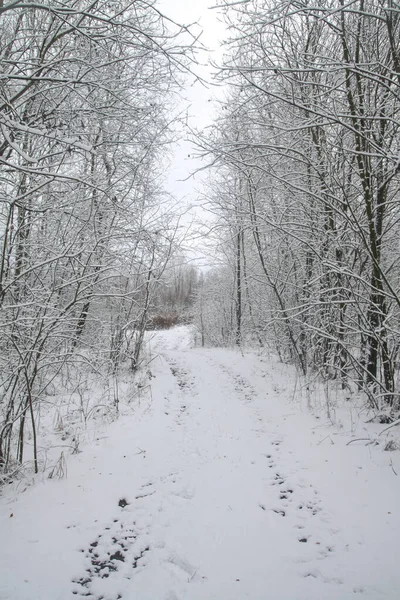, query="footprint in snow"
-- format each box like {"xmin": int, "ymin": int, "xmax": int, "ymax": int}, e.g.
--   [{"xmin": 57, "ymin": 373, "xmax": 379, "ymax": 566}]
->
[
  {"xmin": 72, "ymin": 493, "xmax": 154, "ymax": 598},
  {"xmin": 166, "ymin": 551, "xmax": 199, "ymax": 583},
  {"xmin": 263, "ymin": 453, "xmax": 275, "ymax": 469},
  {"xmin": 302, "ymin": 569, "xmax": 344, "ymax": 585}
]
